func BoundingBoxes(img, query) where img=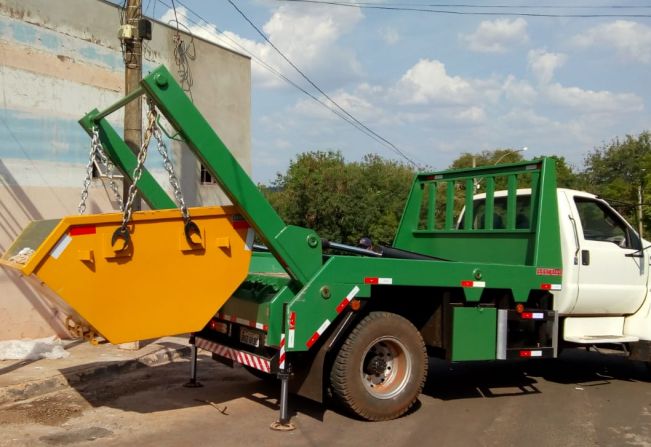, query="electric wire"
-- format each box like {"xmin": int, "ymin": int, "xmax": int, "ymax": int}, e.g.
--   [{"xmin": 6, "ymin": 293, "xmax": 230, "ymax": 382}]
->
[
  {"xmin": 224, "ymin": 0, "xmax": 417, "ymax": 167},
  {"xmin": 158, "ymin": 0, "xmax": 420, "ymax": 167},
  {"xmin": 275, "ymin": 0, "xmax": 651, "ymax": 18},
  {"xmin": 156, "ymin": 1, "xmax": 388, "ymax": 151},
  {"xmin": 304, "ymin": 2, "xmax": 651, "ymax": 9}
]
